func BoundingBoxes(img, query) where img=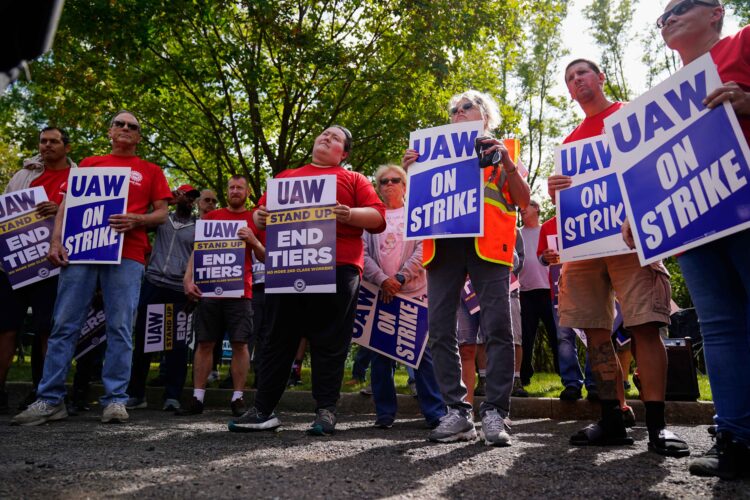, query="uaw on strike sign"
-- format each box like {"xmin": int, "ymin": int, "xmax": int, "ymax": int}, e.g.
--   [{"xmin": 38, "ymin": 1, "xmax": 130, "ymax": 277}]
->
[
  {"xmin": 604, "ymin": 53, "xmax": 750, "ymax": 264},
  {"xmin": 0, "ymin": 187, "xmax": 59, "ymax": 288},
  {"xmin": 61, "ymin": 168, "xmax": 130, "ymax": 263}
]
